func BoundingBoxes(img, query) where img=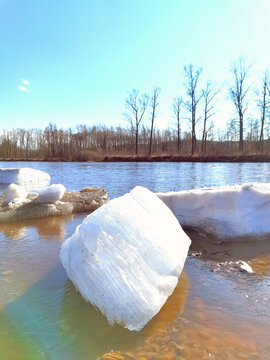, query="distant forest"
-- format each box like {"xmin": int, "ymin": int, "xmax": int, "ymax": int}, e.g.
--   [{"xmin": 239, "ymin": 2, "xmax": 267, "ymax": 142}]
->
[{"xmin": 1, "ymin": 58, "xmax": 270, "ymax": 161}]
